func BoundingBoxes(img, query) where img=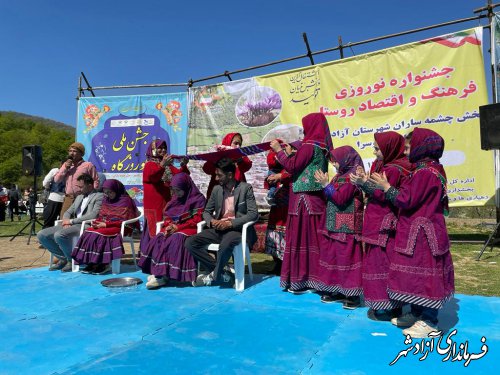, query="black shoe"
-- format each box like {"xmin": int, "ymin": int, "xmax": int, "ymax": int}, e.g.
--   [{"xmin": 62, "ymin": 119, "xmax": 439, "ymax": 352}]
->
[
  {"xmin": 320, "ymin": 293, "xmax": 344, "ymax": 304},
  {"xmin": 49, "ymin": 259, "xmax": 67, "ymax": 271},
  {"xmin": 92, "ymin": 264, "xmax": 111, "ymax": 275},
  {"xmin": 223, "ymin": 265, "xmax": 235, "ymax": 275},
  {"xmin": 343, "ymin": 296, "xmax": 361, "ymax": 310},
  {"xmin": 390, "ymin": 307, "xmax": 403, "ymax": 319},
  {"xmin": 81, "ymin": 264, "xmax": 97, "ymax": 274},
  {"xmin": 222, "ymin": 270, "xmax": 235, "ymax": 288},
  {"xmin": 288, "ymin": 287, "xmax": 315, "ymax": 295},
  {"xmin": 367, "ymin": 308, "xmax": 392, "ymax": 321},
  {"xmin": 61, "ymin": 262, "xmax": 73, "ymax": 273}
]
